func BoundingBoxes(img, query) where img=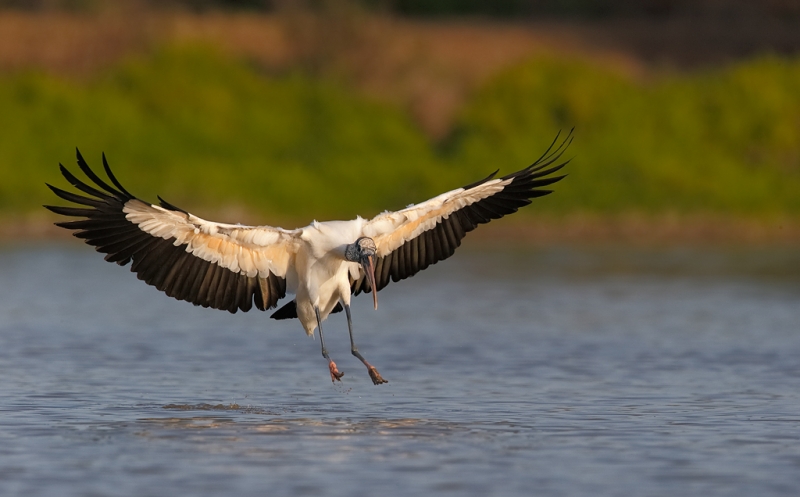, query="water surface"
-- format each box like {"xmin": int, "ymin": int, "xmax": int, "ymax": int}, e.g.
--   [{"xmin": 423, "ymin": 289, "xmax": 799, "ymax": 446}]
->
[{"xmin": 1, "ymin": 244, "xmax": 799, "ymax": 496}]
